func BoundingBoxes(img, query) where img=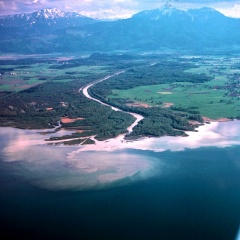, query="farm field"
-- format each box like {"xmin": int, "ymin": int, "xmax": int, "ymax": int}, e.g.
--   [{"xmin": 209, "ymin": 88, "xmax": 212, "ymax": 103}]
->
[
  {"xmin": 1, "ymin": 53, "xmax": 240, "ymax": 141},
  {"xmin": 0, "ymin": 53, "xmax": 143, "ymax": 141},
  {"xmin": 0, "ymin": 55, "xmax": 110, "ymax": 92},
  {"xmin": 109, "ymin": 56, "xmax": 240, "ymax": 119}
]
